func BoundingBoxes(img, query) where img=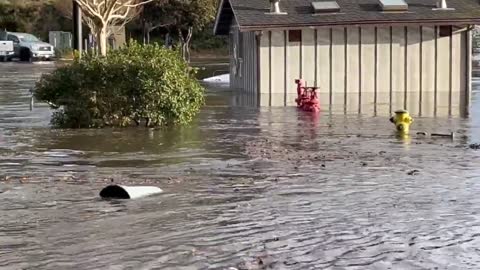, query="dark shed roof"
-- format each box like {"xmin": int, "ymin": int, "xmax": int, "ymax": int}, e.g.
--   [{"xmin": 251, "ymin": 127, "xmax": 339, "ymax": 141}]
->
[{"xmin": 214, "ymin": 0, "xmax": 480, "ymax": 35}]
